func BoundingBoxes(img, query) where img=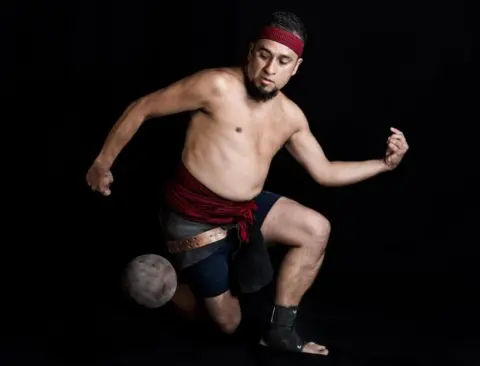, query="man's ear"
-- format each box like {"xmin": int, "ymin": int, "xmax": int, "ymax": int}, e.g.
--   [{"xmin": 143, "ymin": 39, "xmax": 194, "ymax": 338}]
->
[
  {"xmin": 247, "ymin": 42, "xmax": 255, "ymax": 61},
  {"xmin": 292, "ymin": 58, "xmax": 303, "ymax": 76}
]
